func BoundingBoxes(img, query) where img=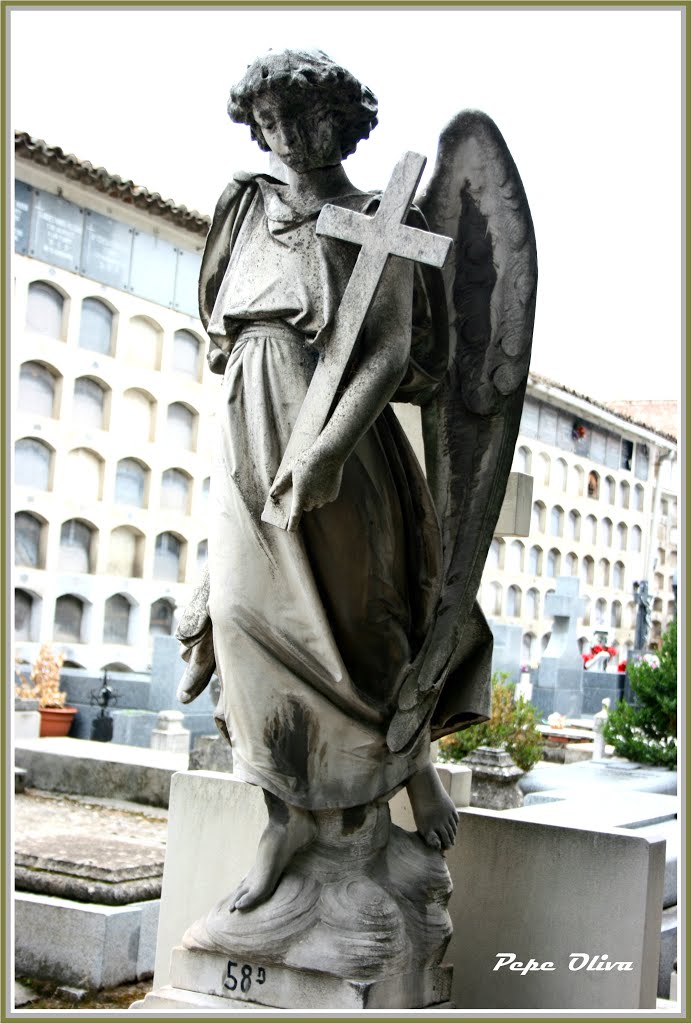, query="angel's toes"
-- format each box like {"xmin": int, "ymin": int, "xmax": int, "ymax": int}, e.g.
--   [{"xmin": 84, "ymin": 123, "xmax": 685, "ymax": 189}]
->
[
  {"xmin": 422, "ymin": 829, "xmax": 442, "ymax": 851},
  {"xmin": 229, "ymin": 881, "xmax": 249, "ymax": 913},
  {"xmin": 234, "ymin": 891, "xmax": 256, "ymax": 911}
]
